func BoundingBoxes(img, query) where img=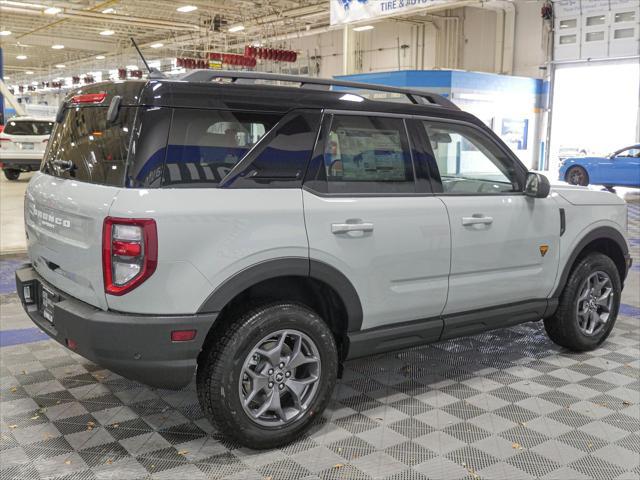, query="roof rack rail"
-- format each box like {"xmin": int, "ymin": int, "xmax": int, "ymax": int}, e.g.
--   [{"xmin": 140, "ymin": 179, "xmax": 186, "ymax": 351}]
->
[{"xmin": 178, "ymin": 70, "xmax": 459, "ymax": 110}]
